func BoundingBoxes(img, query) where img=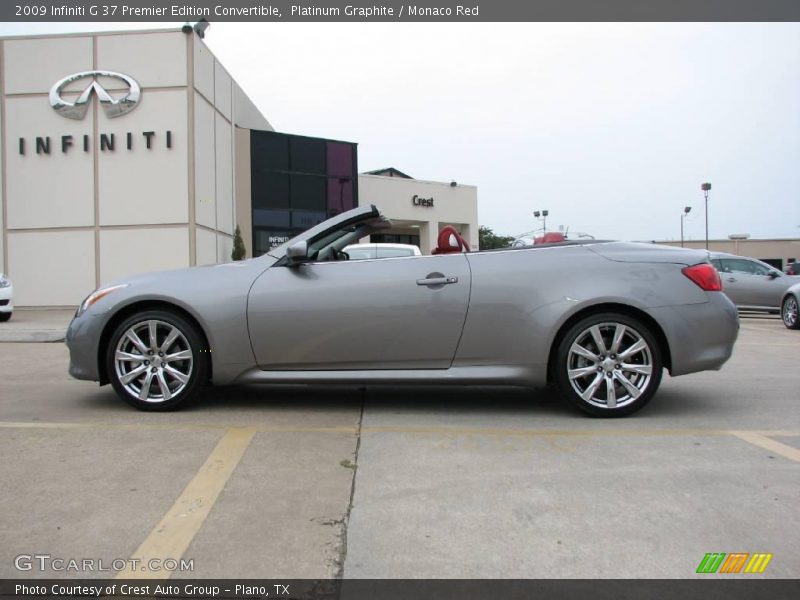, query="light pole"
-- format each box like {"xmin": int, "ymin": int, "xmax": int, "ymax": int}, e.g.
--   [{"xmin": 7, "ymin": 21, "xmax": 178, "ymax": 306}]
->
[
  {"xmin": 533, "ymin": 209, "xmax": 549, "ymax": 234},
  {"xmin": 680, "ymin": 206, "xmax": 691, "ymax": 247},
  {"xmin": 701, "ymin": 182, "xmax": 712, "ymax": 250}
]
